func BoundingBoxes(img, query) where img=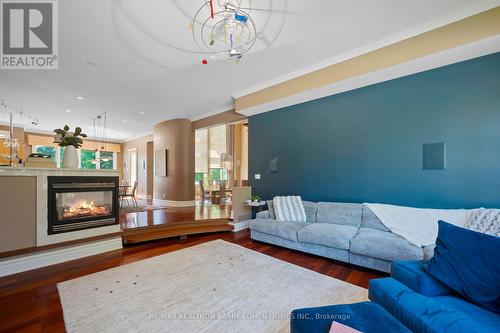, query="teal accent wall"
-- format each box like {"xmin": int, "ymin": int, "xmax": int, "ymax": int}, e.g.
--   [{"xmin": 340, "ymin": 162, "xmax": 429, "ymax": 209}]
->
[{"xmin": 248, "ymin": 52, "xmax": 500, "ymax": 209}]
